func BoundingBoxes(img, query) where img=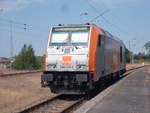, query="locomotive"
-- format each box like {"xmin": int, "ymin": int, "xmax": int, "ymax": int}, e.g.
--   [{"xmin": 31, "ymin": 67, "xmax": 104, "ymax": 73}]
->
[{"xmin": 41, "ymin": 24, "xmax": 126, "ymax": 94}]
